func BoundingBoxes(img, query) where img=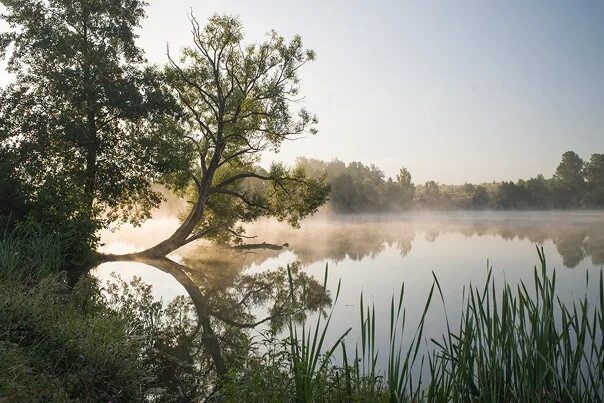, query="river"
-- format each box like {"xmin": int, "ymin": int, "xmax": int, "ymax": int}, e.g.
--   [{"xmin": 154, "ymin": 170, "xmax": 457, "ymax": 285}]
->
[{"xmin": 93, "ymin": 210, "xmax": 604, "ymax": 373}]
